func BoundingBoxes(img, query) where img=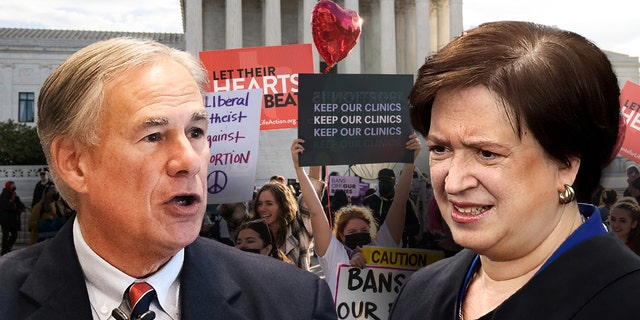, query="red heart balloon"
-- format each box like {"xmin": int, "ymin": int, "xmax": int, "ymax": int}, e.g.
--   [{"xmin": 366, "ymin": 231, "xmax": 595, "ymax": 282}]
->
[{"xmin": 312, "ymin": 0, "xmax": 362, "ymax": 73}]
